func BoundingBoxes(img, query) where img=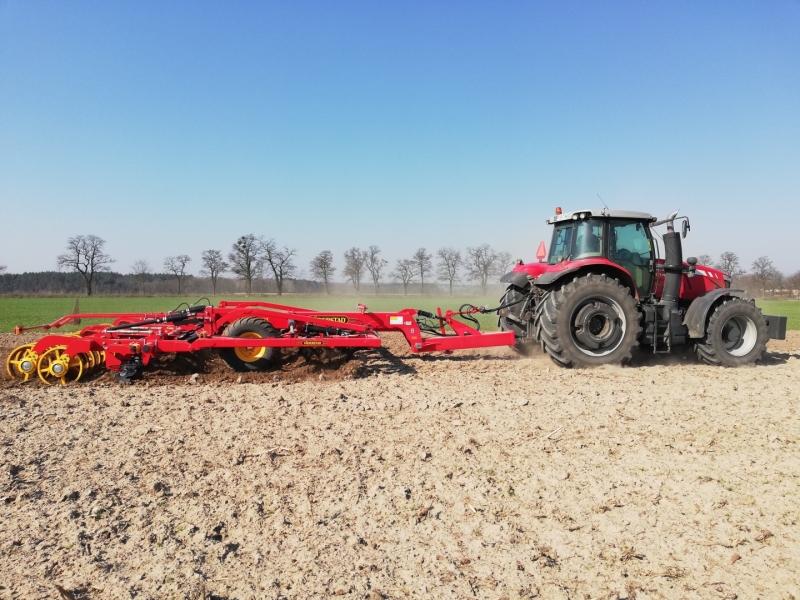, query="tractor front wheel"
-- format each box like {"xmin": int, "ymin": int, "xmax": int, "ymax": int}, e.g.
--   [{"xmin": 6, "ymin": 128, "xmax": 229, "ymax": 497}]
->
[
  {"xmin": 498, "ymin": 284, "xmax": 537, "ymax": 355},
  {"xmin": 694, "ymin": 298, "xmax": 767, "ymax": 367},
  {"xmin": 535, "ymin": 273, "xmax": 640, "ymax": 368},
  {"xmin": 219, "ymin": 317, "xmax": 278, "ymax": 372}
]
